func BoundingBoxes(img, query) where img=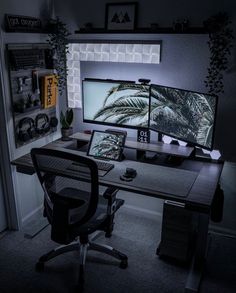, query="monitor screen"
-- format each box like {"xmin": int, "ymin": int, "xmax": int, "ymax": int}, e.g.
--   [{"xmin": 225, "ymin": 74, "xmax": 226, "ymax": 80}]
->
[
  {"xmin": 149, "ymin": 84, "xmax": 218, "ymax": 150},
  {"xmin": 82, "ymin": 79, "xmax": 150, "ymax": 129},
  {"xmin": 87, "ymin": 130, "xmax": 126, "ymax": 161}
]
